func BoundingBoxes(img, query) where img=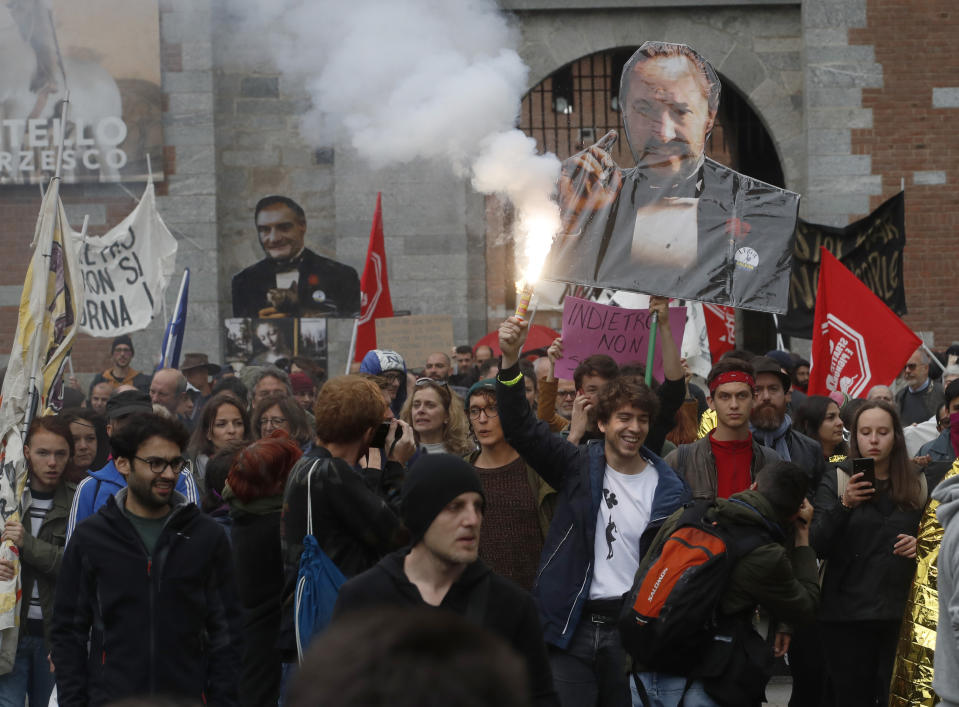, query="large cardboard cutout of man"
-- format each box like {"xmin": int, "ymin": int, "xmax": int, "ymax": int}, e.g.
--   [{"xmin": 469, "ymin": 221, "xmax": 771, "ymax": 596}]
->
[
  {"xmin": 544, "ymin": 41, "xmax": 800, "ymax": 313},
  {"xmin": 232, "ymin": 195, "xmax": 361, "ymax": 318}
]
